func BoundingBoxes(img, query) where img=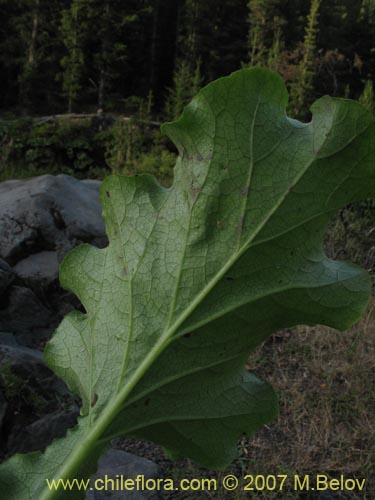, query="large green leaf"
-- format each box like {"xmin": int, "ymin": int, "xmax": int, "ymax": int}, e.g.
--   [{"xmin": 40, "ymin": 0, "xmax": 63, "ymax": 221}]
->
[{"xmin": 1, "ymin": 68, "xmax": 374, "ymax": 499}]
